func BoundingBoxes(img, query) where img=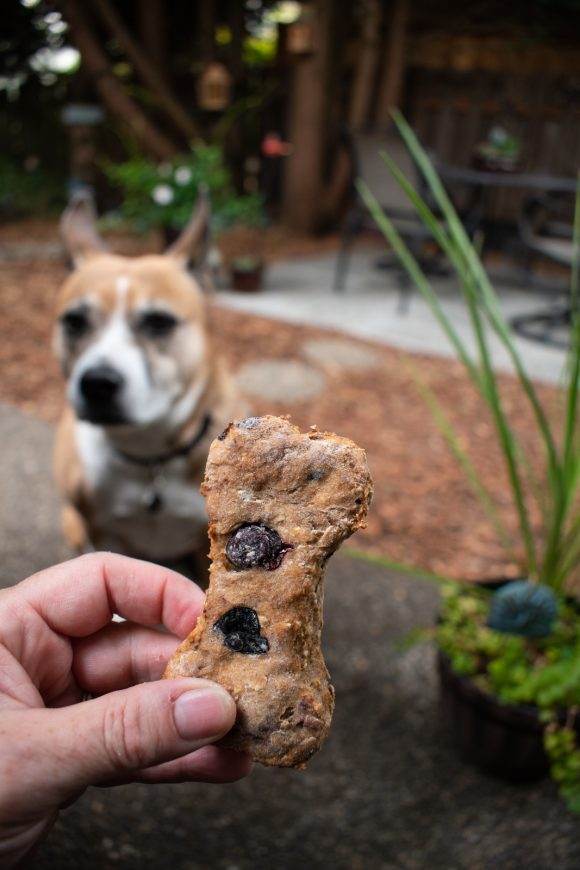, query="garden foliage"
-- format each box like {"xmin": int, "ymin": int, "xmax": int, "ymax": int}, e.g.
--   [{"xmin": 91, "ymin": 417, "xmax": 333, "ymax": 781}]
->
[
  {"xmin": 106, "ymin": 144, "xmax": 265, "ymax": 234},
  {"xmin": 438, "ymin": 583, "xmax": 580, "ymax": 810},
  {"xmin": 357, "ymin": 113, "xmax": 579, "ymax": 812}
]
